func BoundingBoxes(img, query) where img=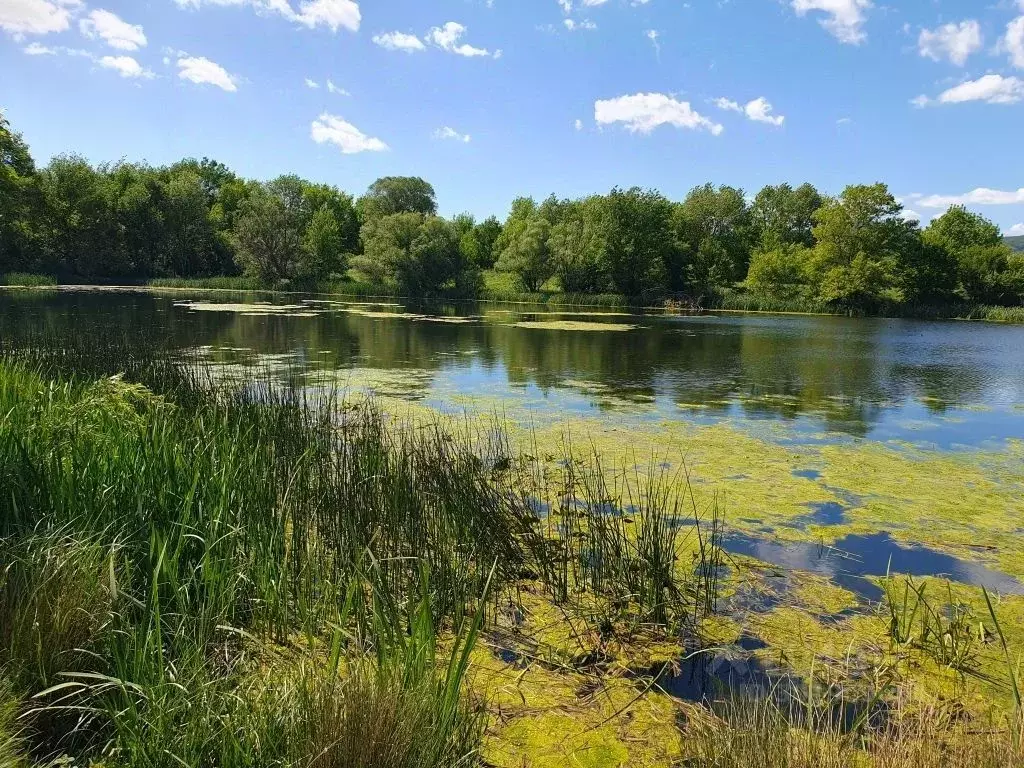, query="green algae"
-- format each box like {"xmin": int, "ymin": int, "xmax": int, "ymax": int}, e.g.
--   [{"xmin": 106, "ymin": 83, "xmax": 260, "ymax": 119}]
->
[
  {"xmin": 177, "ymin": 301, "xmax": 311, "ymax": 314},
  {"xmin": 513, "ymin": 320, "xmax": 638, "ymax": 332}
]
